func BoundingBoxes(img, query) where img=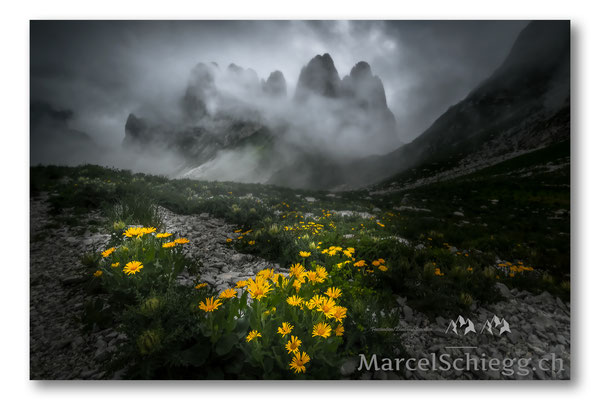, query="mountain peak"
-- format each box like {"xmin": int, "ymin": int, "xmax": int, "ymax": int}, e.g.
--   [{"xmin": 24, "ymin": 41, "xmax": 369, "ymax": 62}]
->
[
  {"xmin": 263, "ymin": 70, "xmax": 287, "ymax": 97},
  {"xmin": 349, "ymin": 61, "xmax": 373, "ymax": 80},
  {"xmin": 294, "ymin": 53, "xmax": 341, "ymax": 100}
]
